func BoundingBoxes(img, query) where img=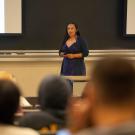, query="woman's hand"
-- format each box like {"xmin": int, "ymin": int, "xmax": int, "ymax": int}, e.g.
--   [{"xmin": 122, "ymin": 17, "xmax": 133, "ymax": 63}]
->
[
  {"xmin": 59, "ymin": 52, "xmax": 65, "ymax": 57},
  {"xmin": 67, "ymin": 98, "xmax": 91, "ymax": 133},
  {"xmin": 64, "ymin": 53, "xmax": 83, "ymax": 59},
  {"xmin": 64, "ymin": 54, "xmax": 74, "ymax": 59}
]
